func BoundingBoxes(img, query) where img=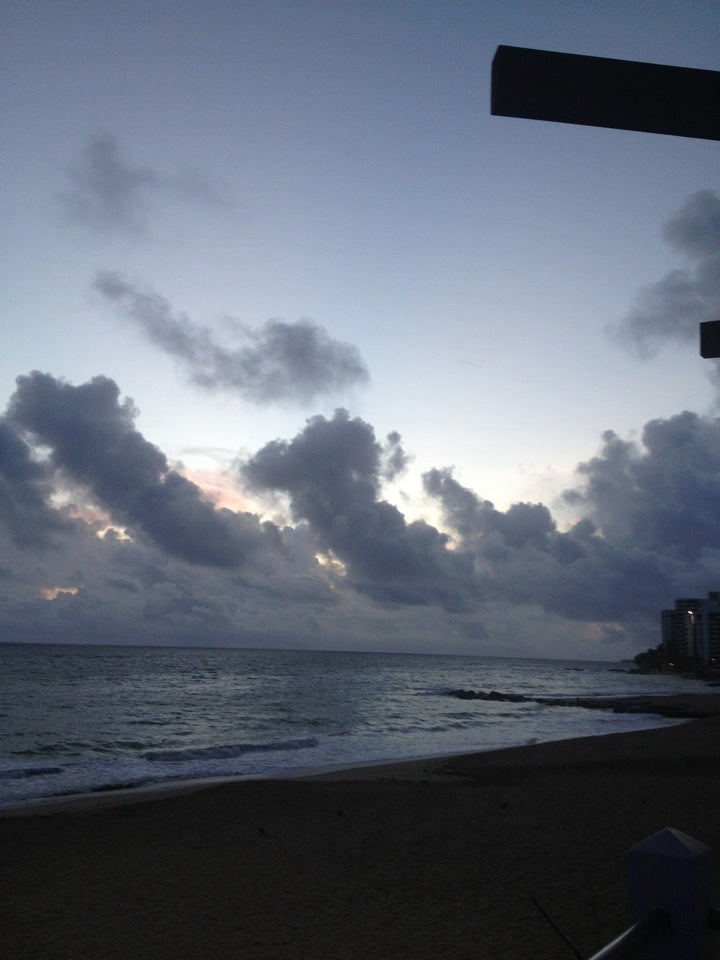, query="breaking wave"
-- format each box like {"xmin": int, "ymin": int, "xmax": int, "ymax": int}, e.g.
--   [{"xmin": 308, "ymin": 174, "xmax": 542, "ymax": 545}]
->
[{"xmin": 144, "ymin": 737, "xmax": 319, "ymax": 763}]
